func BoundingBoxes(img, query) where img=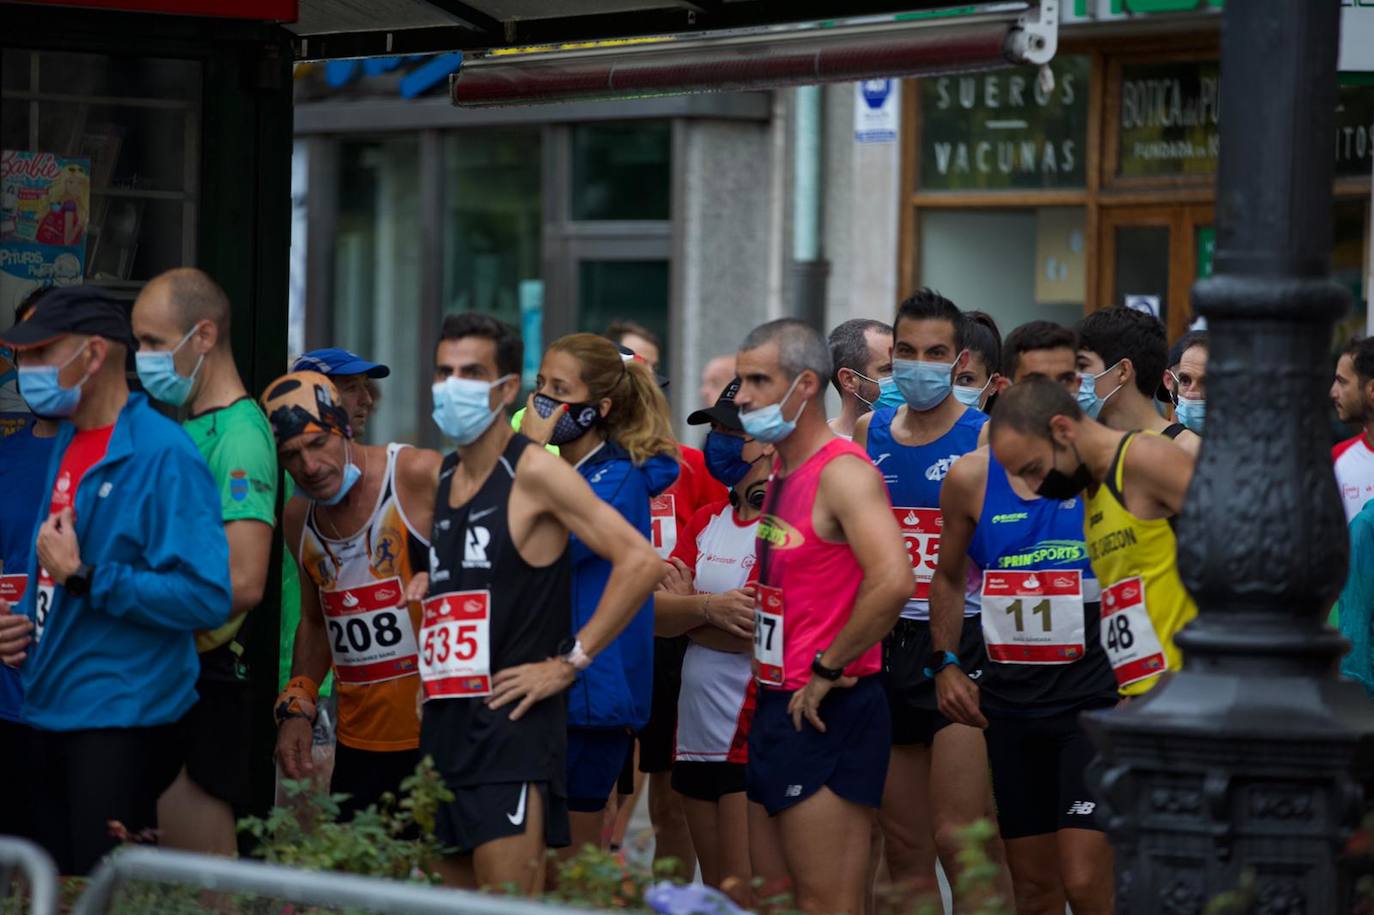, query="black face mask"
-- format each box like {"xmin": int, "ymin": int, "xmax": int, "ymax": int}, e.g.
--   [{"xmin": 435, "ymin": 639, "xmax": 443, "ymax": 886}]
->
[{"xmin": 1036, "ymin": 444, "xmax": 1093, "ymax": 501}]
